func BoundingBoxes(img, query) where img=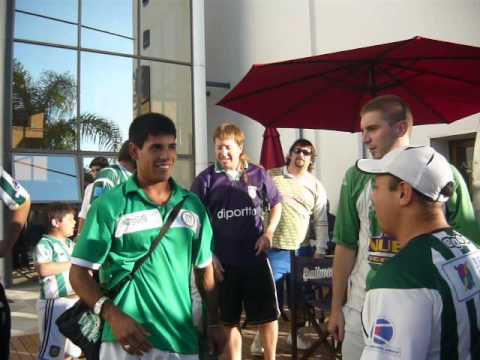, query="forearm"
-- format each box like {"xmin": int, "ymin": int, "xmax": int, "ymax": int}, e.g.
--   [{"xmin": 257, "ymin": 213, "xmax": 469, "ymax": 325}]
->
[
  {"xmin": 331, "ymin": 244, "xmax": 356, "ymax": 312},
  {"xmin": 0, "ymin": 199, "xmax": 30, "ymax": 257},
  {"xmin": 264, "ymin": 203, "xmax": 282, "ymax": 236},
  {"xmin": 36, "ymin": 261, "xmax": 71, "ymax": 277},
  {"xmin": 69, "ymin": 264, "xmax": 105, "ymax": 308},
  {"xmin": 194, "ymin": 264, "xmax": 220, "ymax": 325}
]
